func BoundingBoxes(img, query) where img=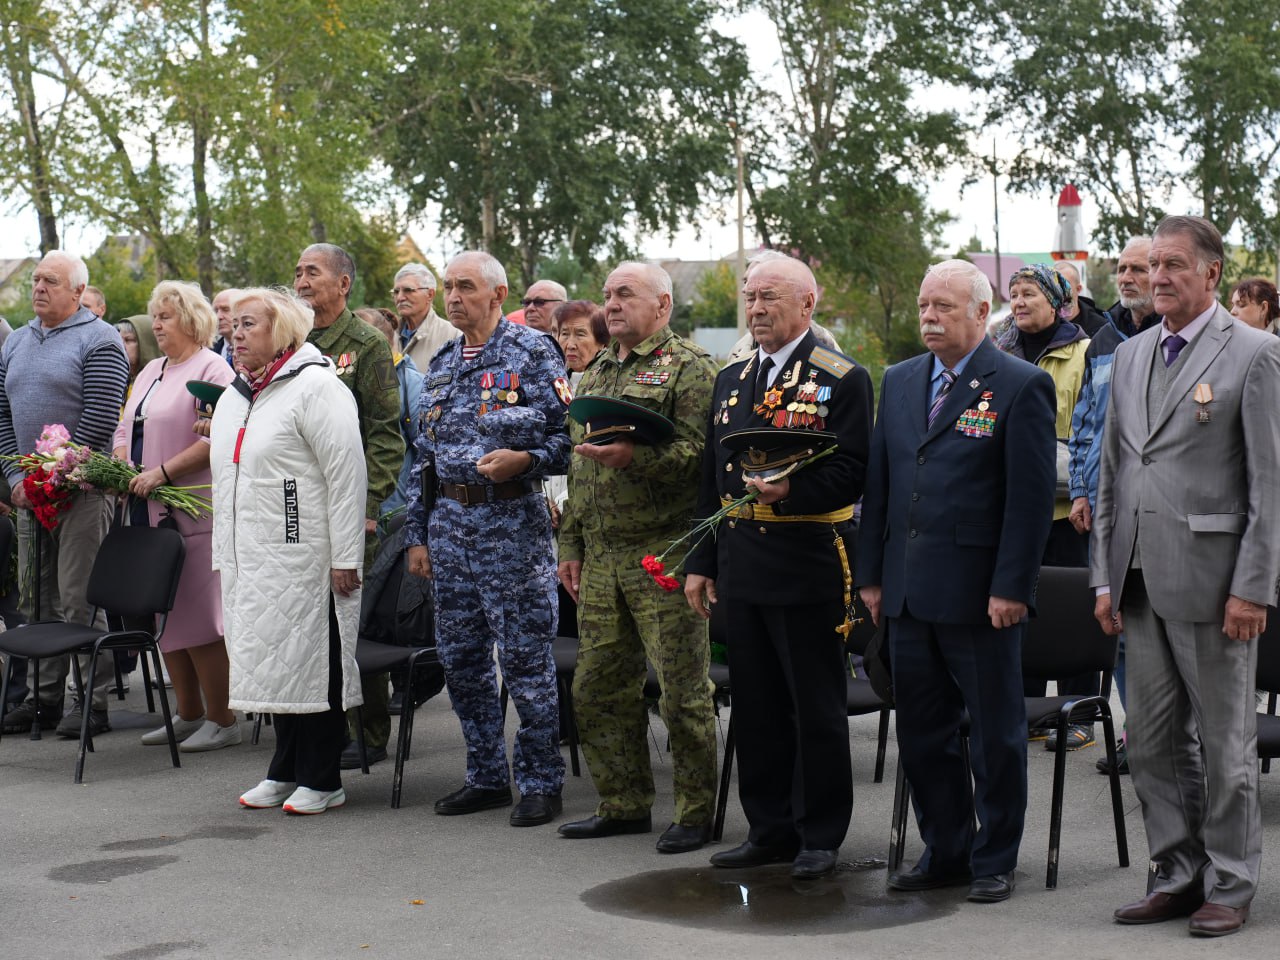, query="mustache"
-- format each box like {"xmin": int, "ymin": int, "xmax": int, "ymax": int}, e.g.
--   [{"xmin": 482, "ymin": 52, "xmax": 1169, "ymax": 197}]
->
[{"xmin": 920, "ymin": 323, "xmax": 946, "ymax": 335}]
